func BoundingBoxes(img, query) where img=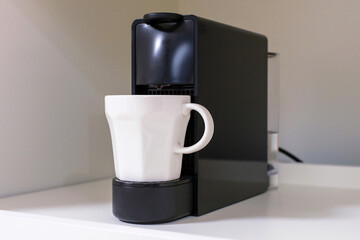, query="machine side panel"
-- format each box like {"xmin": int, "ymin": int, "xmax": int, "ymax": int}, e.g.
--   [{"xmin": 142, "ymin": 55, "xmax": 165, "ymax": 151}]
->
[{"xmin": 195, "ymin": 17, "xmax": 269, "ymax": 215}]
